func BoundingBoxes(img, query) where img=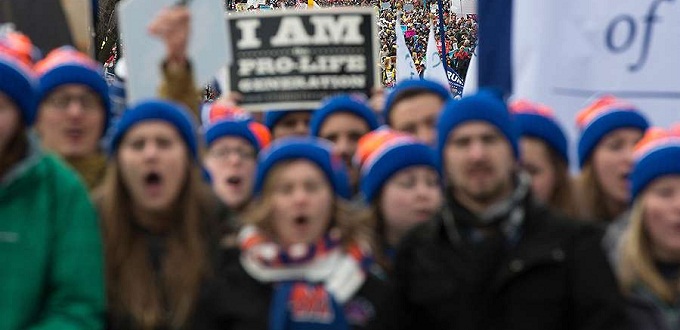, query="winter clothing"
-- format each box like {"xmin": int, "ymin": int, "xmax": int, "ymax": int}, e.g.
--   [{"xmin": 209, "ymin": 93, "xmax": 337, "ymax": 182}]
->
[
  {"xmin": 510, "ymin": 100, "xmax": 569, "ymax": 163},
  {"xmin": 0, "ymin": 137, "xmax": 105, "ymax": 330},
  {"xmin": 254, "ymin": 137, "xmax": 350, "ymax": 199},
  {"xmin": 630, "ymin": 128, "xmax": 680, "ymax": 201},
  {"xmin": 109, "ymin": 99, "xmax": 198, "ymax": 159},
  {"xmin": 437, "ymin": 89, "xmax": 519, "ymax": 160},
  {"xmin": 576, "ymin": 95, "xmax": 649, "ymax": 168},
  {"xmin": 0, "ymin": 54, "xmax": 36, "ymax": 125},
  {"xmin": 35, "ymin": 46, "xmax": 112, "ymax": 133},
  {"xmin": 604, "ymin": 214, "xmax": 680, "ymax": 330},
  {"xmin": 378, "ymin": 176, "xmax": 629, "ymax": 330},
  {"xmin": 202, "ymin": 102, "xmax": 271, "ymax": 152},
  {"xmin": 64, "ymin": 153, "xmax": 108, "ymax": 190},
  {"xmin": 264, "ymin": 110, "xmax": 313, "ymax": 131},
  {"xmin": 382, "ymin": 79, "xmax": 451, "ymax": 125},
  {"xmin": 310, "ymin": 95, "xmax": 380, "ymax": 137},
  {"xmin": 354, "ymin": 128, "xmax": 439, "ymax": 202},
  {"xmin": 158, "ymin": 60, "xmax": 202, "ymax": 118},
  {"xmin": 193, "ymin": 235, "xmax": 387, "ymax": 330}
]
